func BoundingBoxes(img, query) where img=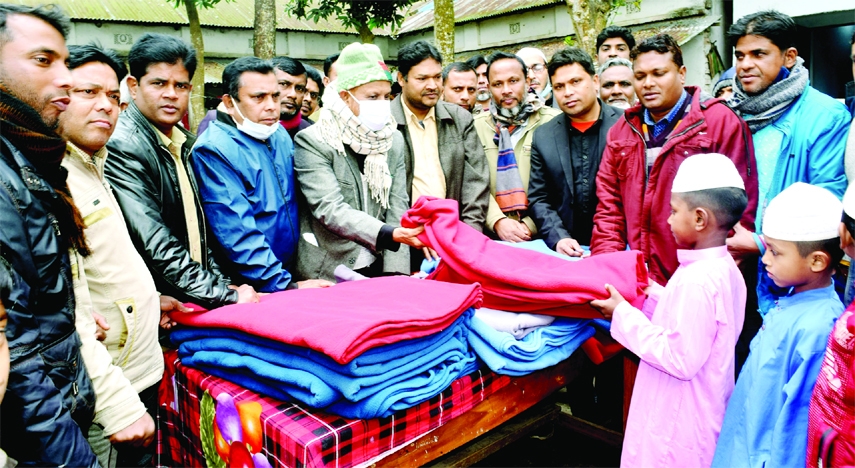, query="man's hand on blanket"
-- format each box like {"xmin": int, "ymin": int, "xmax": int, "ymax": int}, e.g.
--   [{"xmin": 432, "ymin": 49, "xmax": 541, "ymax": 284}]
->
[
  {"xmin": 160, "ymin": 295, "xmax": 191, "ymax": 330},
  {"xmin": 93, "ymin": 312, "xmax": 110, "ymax": 341},
  {"xmin": 296, "ymin": 279, "xmax": 335, "ymax": 289},
  {"xmin": 494, "ymin": 218, "xmax": 532, "ymax": 243},
  {"xmin": 556, "ymin": 238, "xmax": 585, "ymax": 257},
  {"xmin": 589, "ymin": 284, "xmax": 627, "ymax": 320},
  {"xmin": 393, "ymin": 225, "xmax": 427, "ymax": 249},
  {"xmin": 109, "ymin": 412, "xmax": 155, "ymax": 448},
  {"xmin": 230, "ymin": 284, "xmax": 261, "ymax": 303},
  {"xmin": 422, "ymin": 247, "xmax": 439, "ymax": 261}
]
